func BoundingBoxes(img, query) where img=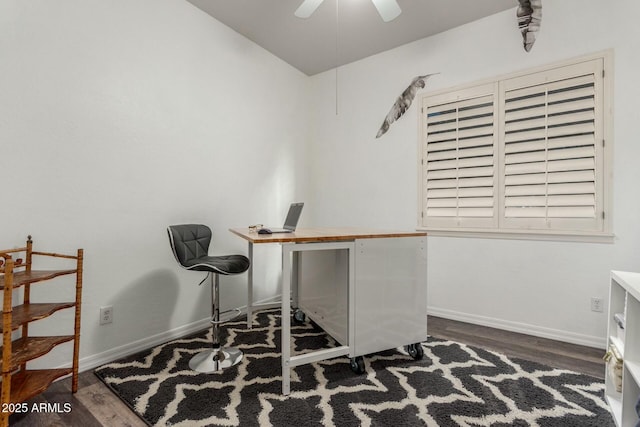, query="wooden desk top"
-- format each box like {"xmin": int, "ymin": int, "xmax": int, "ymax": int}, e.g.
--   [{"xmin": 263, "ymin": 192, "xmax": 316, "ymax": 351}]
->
[{"xmin": 229, "ymin": 227, "xmax": 426, "ymax": 244}]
